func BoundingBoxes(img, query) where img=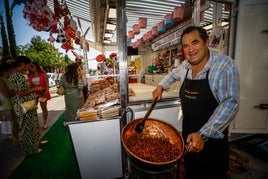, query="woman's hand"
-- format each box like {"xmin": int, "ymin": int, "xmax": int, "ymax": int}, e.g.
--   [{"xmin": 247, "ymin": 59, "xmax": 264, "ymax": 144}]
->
[
  {"xmin": 35, "ymin": 87, "xmax": 45, "ymax": 92},
  {"xmin": 17, "ymin": 87, "xmax": 44, "ymax": 96}
]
